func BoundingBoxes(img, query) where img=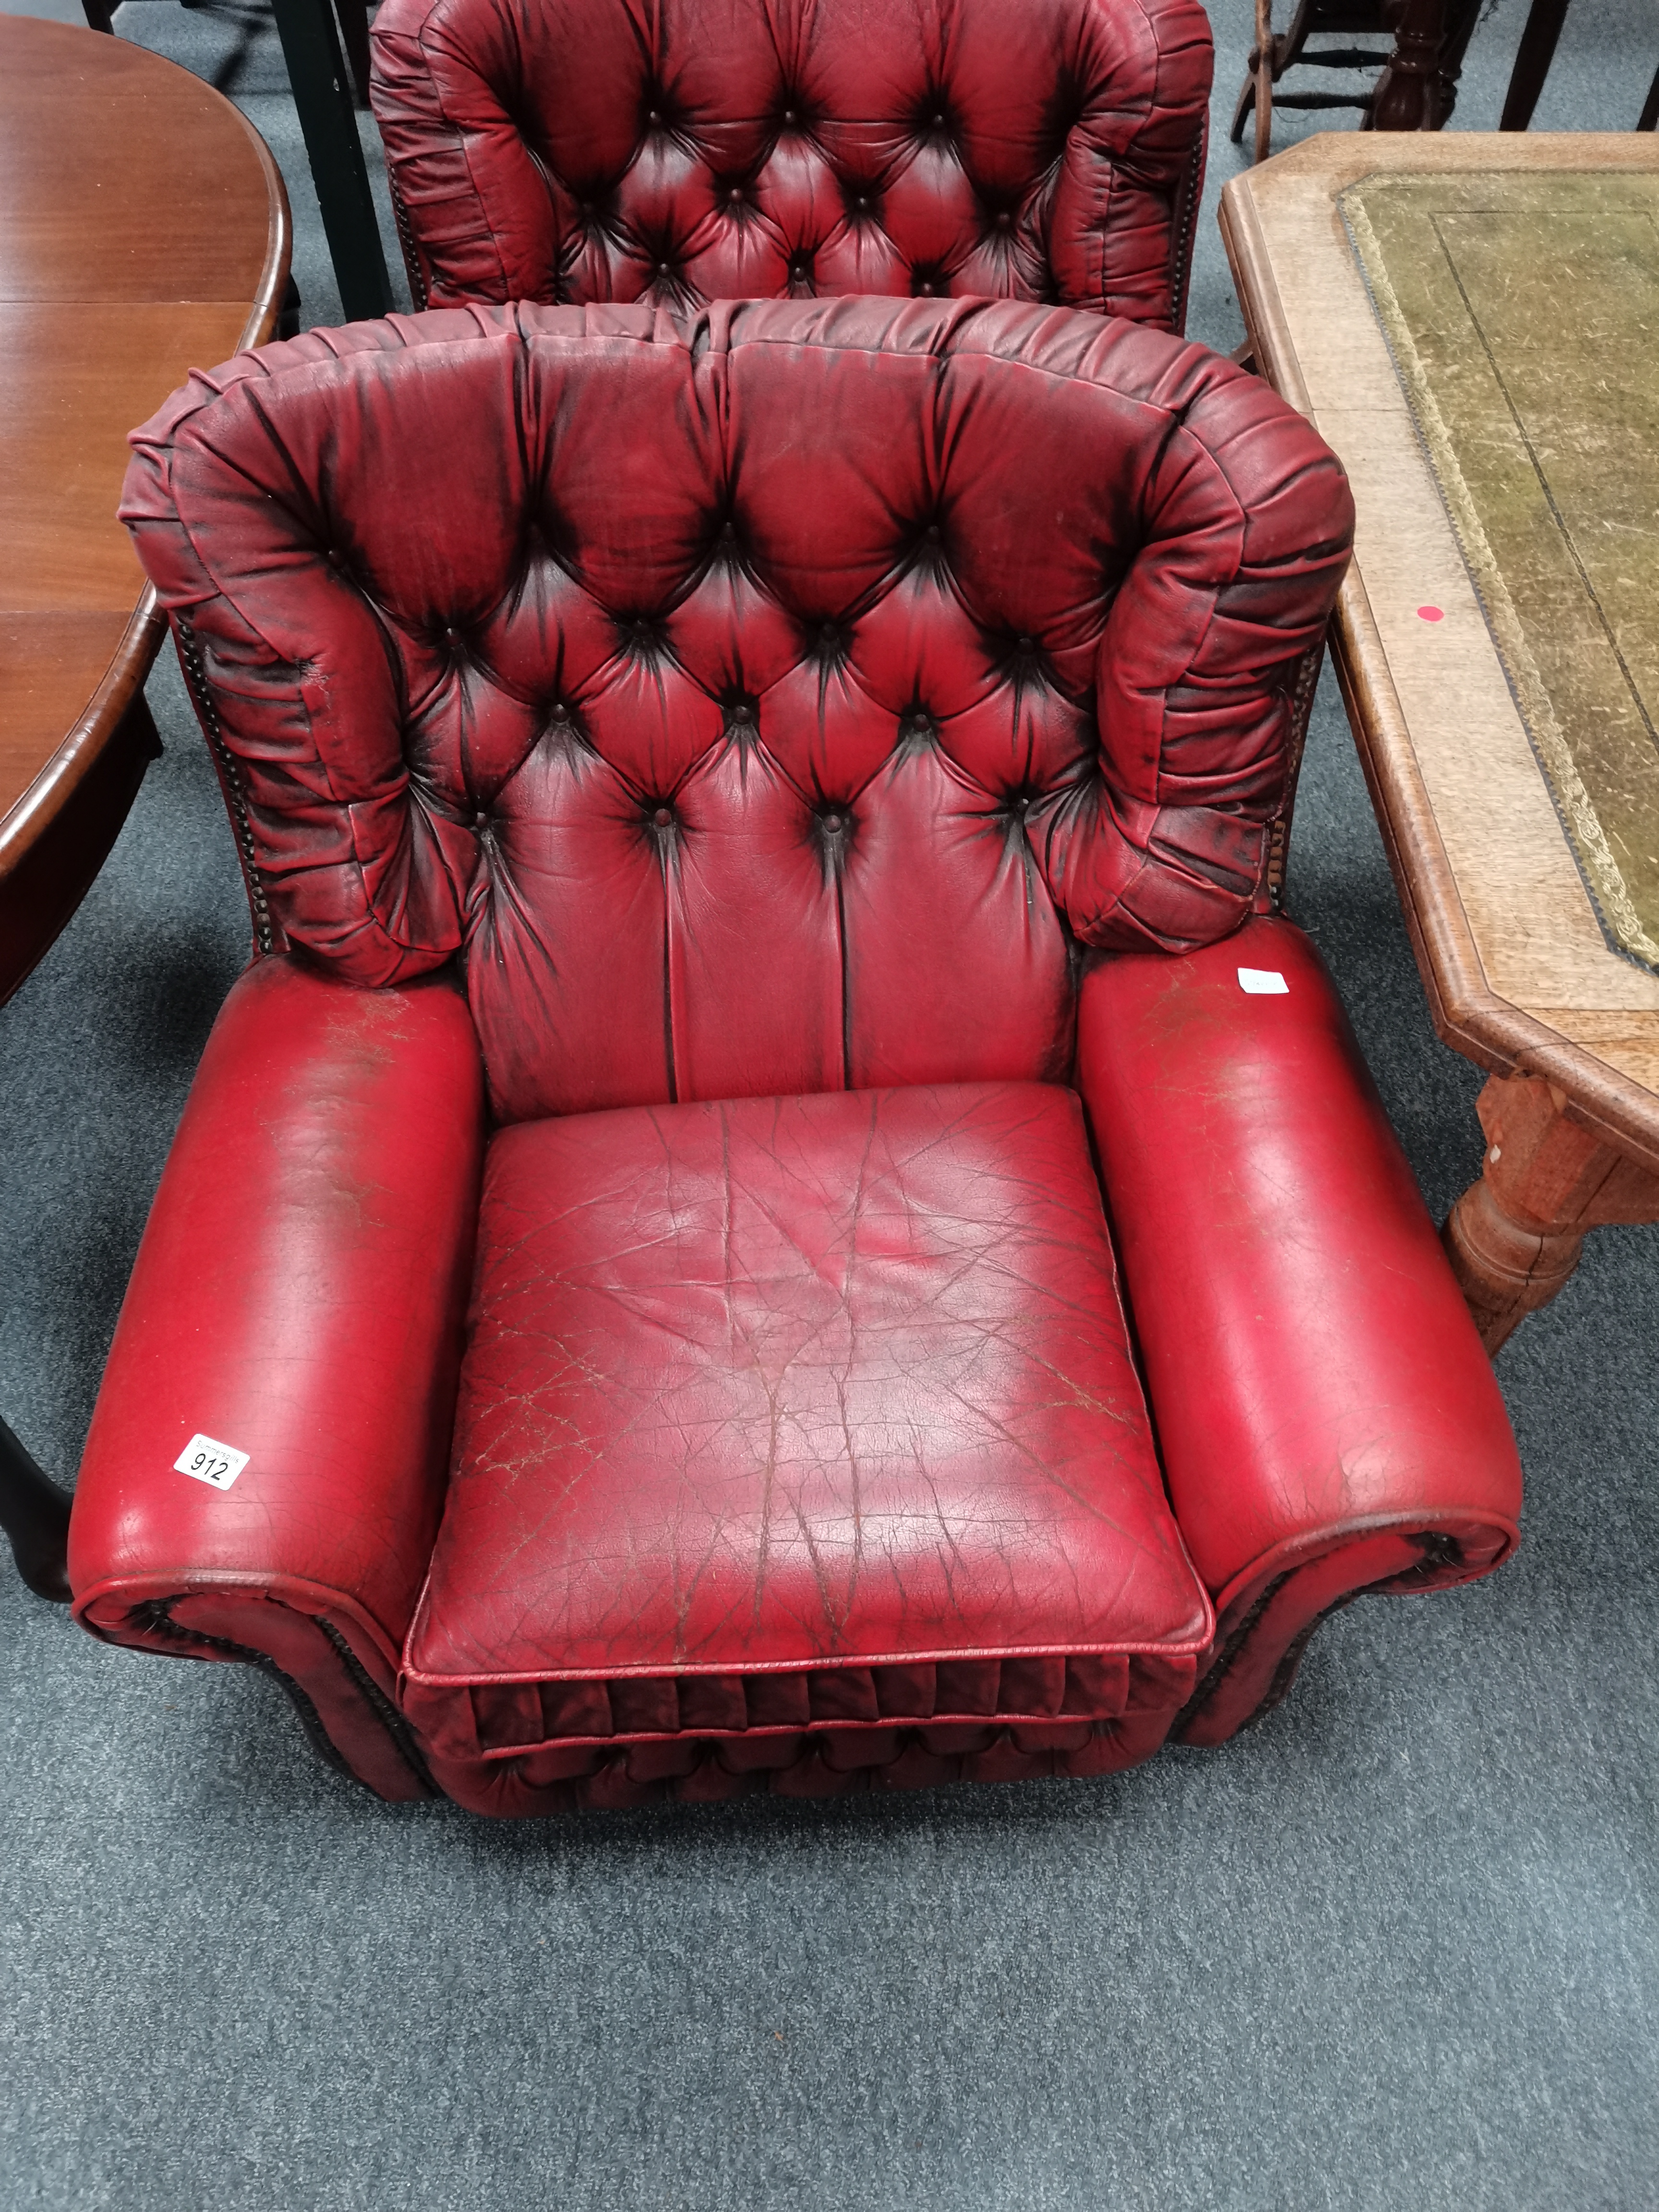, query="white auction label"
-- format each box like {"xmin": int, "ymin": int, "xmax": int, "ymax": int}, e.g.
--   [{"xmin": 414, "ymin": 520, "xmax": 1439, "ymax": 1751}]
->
[
  {"xmin": 173, "ymin": 1434, "xmax": 250, "ymax": 1491},
  {"xmin": 1237, "ymin": 967, "xmax": 1289, "ymax": 995}
]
